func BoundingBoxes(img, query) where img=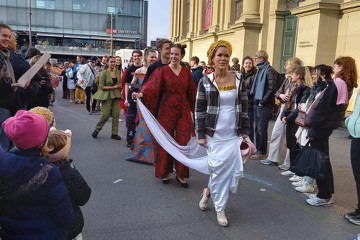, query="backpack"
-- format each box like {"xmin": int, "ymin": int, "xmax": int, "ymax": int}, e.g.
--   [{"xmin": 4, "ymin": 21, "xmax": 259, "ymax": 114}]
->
[{"xmin": 72, "ymin": 63, "xmax": 79, "ymax": 82}]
